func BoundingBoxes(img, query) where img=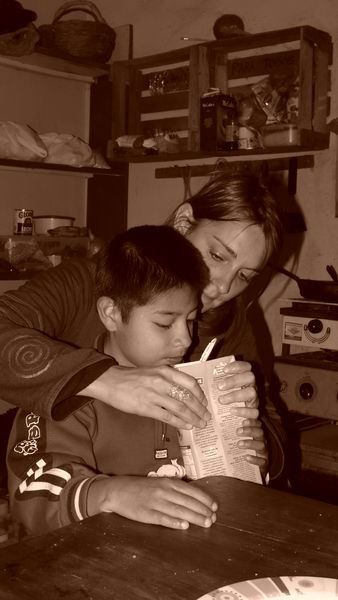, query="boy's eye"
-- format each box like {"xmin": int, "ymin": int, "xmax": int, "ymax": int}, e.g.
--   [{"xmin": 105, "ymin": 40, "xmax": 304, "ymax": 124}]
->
[
  {"xmin": 187, "ymin": 317, "xmax": 197, "ymax": 327},
  {"xmin": 186, "ymin": 319, "xmax": 196, "ymax": 334},
  {"xmin": 155, "ymin": 322, "xmax": 172, "ymax": 329}
]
